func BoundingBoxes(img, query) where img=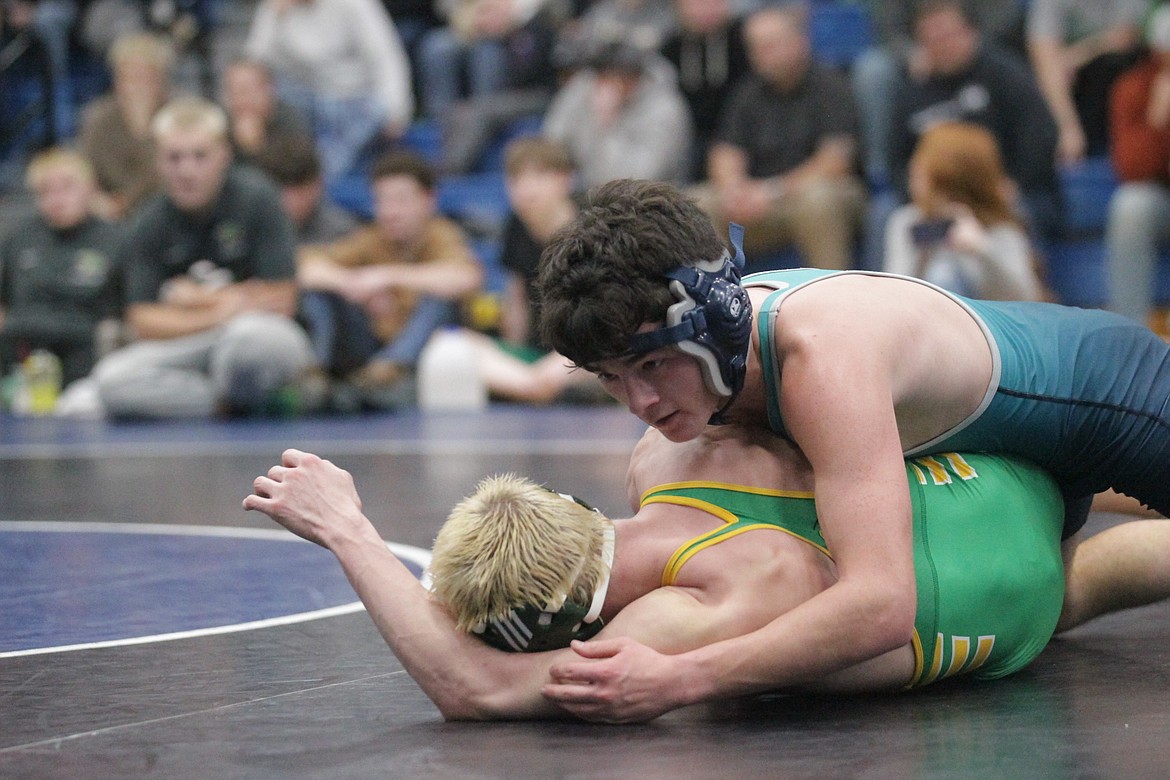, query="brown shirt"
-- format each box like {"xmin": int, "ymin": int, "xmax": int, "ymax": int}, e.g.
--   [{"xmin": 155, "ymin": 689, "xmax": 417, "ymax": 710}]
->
[
  {"xmin": 319, "ymin": 216, "xmax": 476, "ymax": 341},
  {"xmin": 79, "ymin": 96, "xmax": 161, "ymax": 215}
]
